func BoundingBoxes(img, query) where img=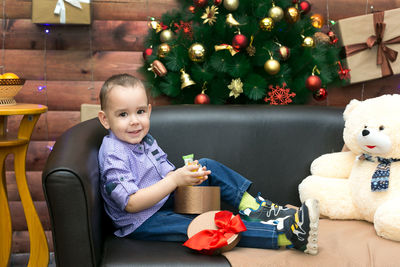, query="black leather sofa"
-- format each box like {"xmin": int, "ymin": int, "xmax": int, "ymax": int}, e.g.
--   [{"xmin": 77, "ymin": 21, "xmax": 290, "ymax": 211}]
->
[{"xmin": 42, "ymin": 105, "xmax": 345, "ymax": 267}]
